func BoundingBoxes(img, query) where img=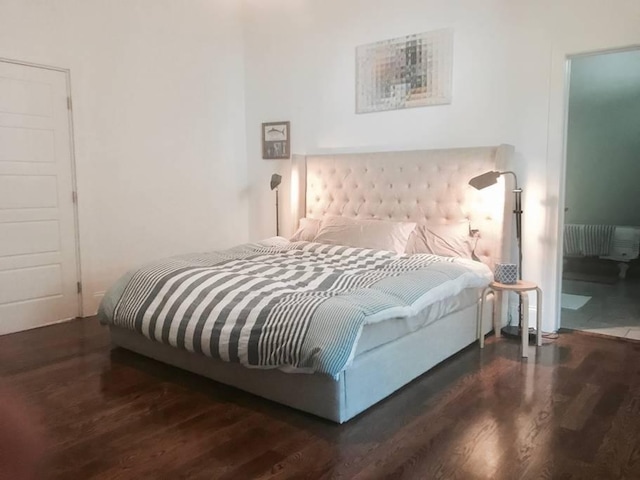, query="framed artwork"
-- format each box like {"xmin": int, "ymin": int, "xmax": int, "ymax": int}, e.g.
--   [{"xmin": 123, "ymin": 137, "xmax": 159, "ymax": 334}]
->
[
  {"xmin": 356, "ymin": 29, "xmax": 453, "ymax": 114},
  {"xmin": 262, "ymin": 121, "xmax": 290, "ymax": 159}
]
